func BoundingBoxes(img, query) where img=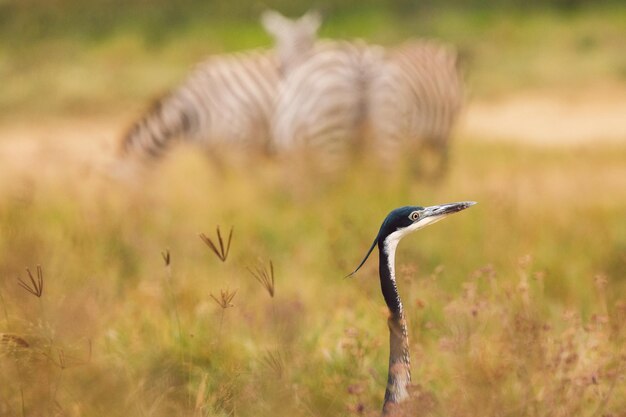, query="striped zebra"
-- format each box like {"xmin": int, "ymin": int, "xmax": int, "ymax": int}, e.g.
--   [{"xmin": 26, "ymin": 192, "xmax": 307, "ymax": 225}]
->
[
  {"xmin": 260, "ymin": 11, "xmax": 386, "ymax": 173},
  {"xmin": 269, "ymin": 39, "xmax": 387, "ymax": 172},
  {"xmin": 118, "ymin": 12, "xmax": 320, "ymax": 164},
  {"xmin": 267, "ymin": 30, "xmax": 462, "ymax": 175},
  {"xmin": 368, "ymin": 39, "xmax": 463, "ymax": 175},
  {"xmin": 119, "ymin": 49, "xmax": 277, "ymax": 161}
]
